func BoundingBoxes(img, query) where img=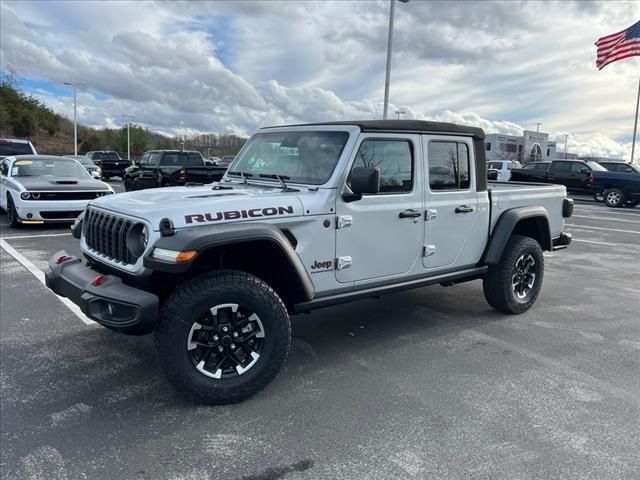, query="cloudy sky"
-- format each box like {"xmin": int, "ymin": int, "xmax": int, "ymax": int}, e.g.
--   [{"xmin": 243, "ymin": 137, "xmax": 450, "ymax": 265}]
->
[{"xmin": 1, "ymin": 1, "xmax": 639, "ymax": 159}]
